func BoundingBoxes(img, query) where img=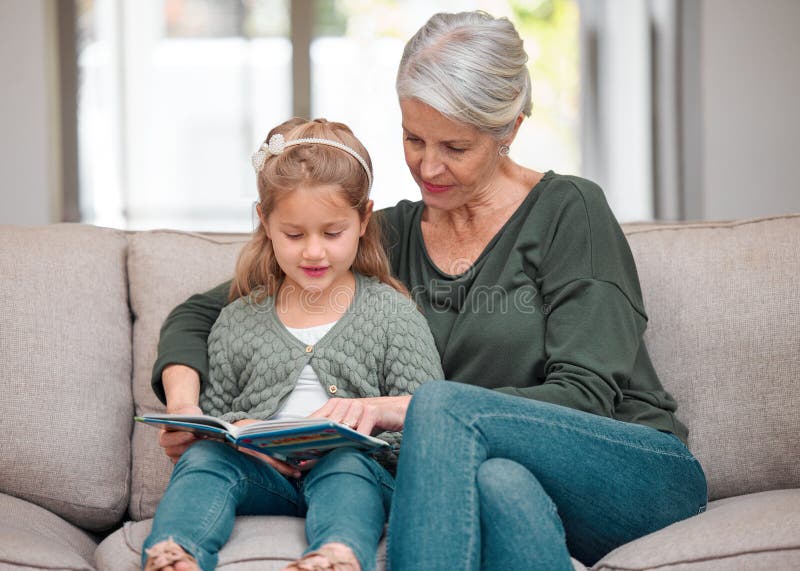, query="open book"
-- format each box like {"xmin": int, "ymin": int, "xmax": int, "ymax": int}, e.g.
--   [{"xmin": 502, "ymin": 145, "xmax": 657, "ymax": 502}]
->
[{"xmin": 135, "ymin": 413, "xmax": 390, "ymax": 464}]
